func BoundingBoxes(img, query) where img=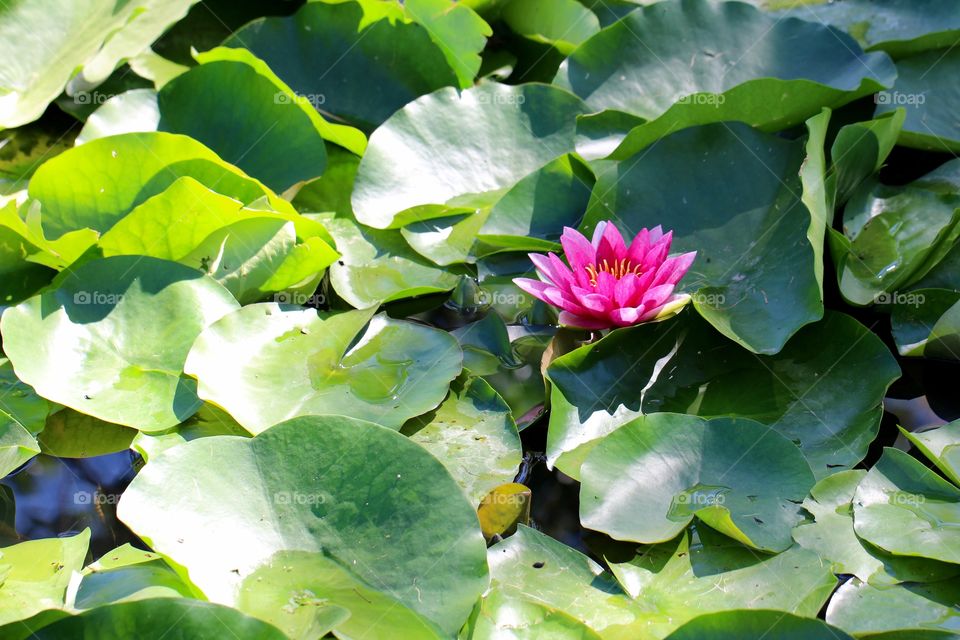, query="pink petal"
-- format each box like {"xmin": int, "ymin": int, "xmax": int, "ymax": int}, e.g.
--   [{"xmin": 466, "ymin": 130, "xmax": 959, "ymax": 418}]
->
[
  {"xmin": 513, "ymin": 277, "xmax": 553, "ymax": 304},
  {"xmin": 641, "ymin": 283, "xmax": 676, "ymax": 309},
  {"xmin": 529, "ymin": 252, "xmax": 574, "ymax": 288},
  {"xmin": 641, "ymin": 231, "xmax": 673, "ymax": 273},
  {"xmin": 610, "ymin": 306, "xmax": 642, "ymax": 326},
  {"xmin": 570, "ymin": 285, "xmax": 611, "ymax": 314},
  {"xmin": 590, "ymin": 221, "xmax": 607, "ymax": 248},
  {"xmin": 595, "ymin": 271, "xmax": 617, "ymax": 301},
  {"xmin": 561, "ymin": 227, "xmax": 596, "ymax": 273},
  {"xmin": 559, "ymin": 310, "xmax": 612, "ymax": 330},
  {"xmin": 614, "ymin": 273, "xmax": 641, "ymax": 308},
  {"xmin": 626, "ymin": 228, "xmax": 650, "ymax": 265},
  {"xmin": 596, "ymin": 222, "xmax": 627, "ymax": 265},
  {"xmin": 542, "ymin": 287, "xmax": 590, "ymax": 315},
  {"xmin": 649, "ymin": 225, "xmax": 664, "ymax": 244},
  {"xmin": 653, "ymin": 251, "xmax": 697, "ymax": 287}
]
